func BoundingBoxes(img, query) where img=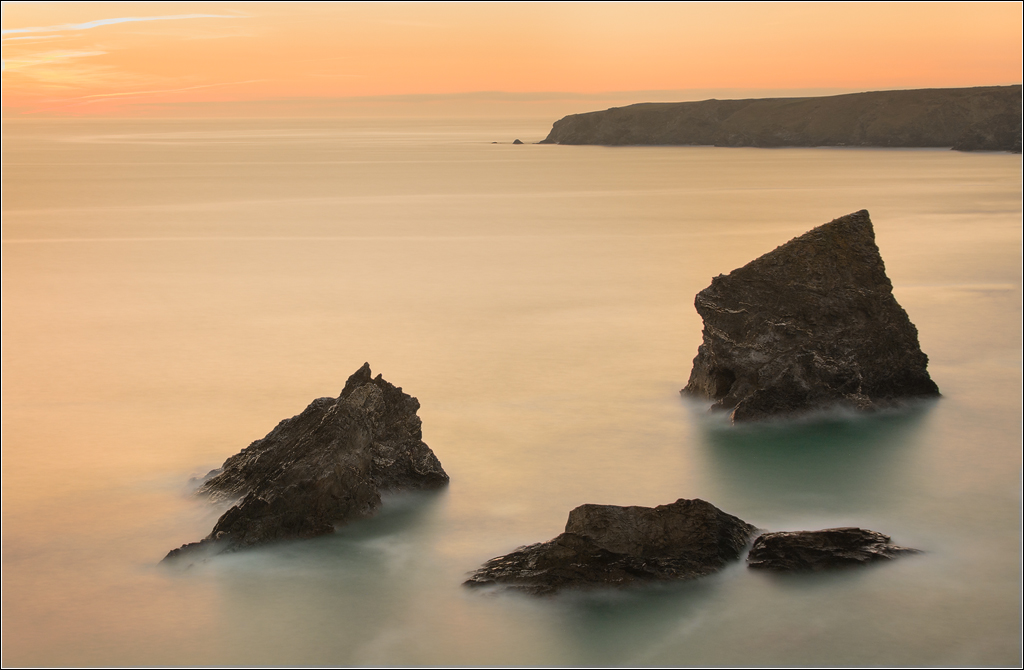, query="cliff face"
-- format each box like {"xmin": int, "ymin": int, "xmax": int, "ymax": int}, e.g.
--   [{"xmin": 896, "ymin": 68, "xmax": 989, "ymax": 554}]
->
[
  {"xmin": 682, "ymin": 210, "xmax": 939, "ymax": 422},
  {"xmin": 541, "ymin": 86, "xmax": 1022, "ymax": 152}
]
